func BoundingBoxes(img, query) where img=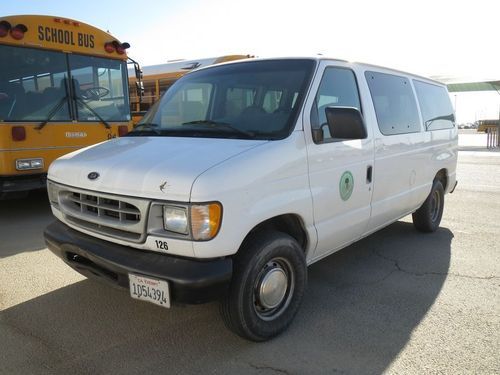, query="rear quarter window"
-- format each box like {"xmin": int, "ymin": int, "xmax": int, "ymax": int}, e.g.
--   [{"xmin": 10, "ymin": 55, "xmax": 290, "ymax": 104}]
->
[
  {"xmin": 413, "ymin": 80, "xmax": 455, "ymax": 130},
  {"xmin": 365, "ymin": 71, "xmax": 421, "ymax": 135}
]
